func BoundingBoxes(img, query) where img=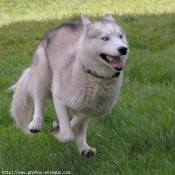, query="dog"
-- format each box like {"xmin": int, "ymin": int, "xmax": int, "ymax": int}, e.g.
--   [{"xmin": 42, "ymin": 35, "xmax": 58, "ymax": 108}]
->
[{"xmin": 10, "ymin": 14, "xmax": 129, "ymax": 157}]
